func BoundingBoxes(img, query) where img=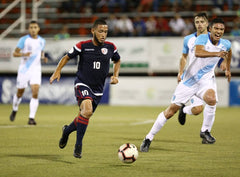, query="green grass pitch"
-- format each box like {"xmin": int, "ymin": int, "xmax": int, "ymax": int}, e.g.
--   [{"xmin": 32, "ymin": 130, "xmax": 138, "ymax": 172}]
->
[{"xmin": 0, "ymin": 104, "xmax": 240, "ymax": 177}]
